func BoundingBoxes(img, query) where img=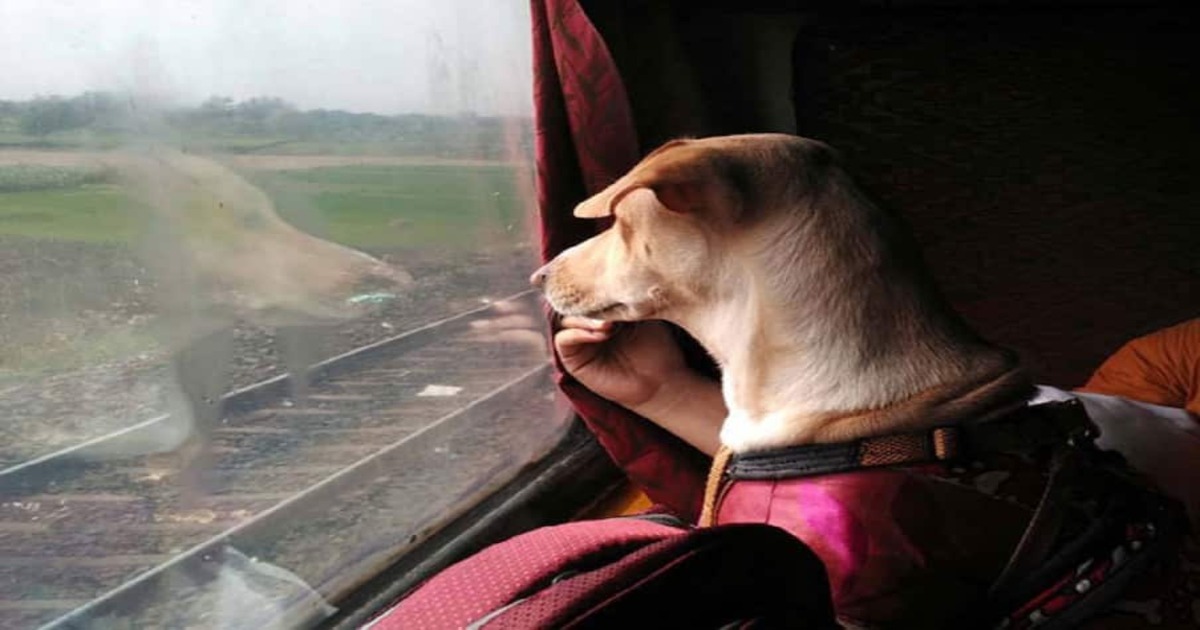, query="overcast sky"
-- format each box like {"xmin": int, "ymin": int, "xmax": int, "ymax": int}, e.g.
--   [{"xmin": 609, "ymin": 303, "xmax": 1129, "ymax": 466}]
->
[{"xmin": 0, "ymin": 0, "xmax": 533, "ymax": 115}]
